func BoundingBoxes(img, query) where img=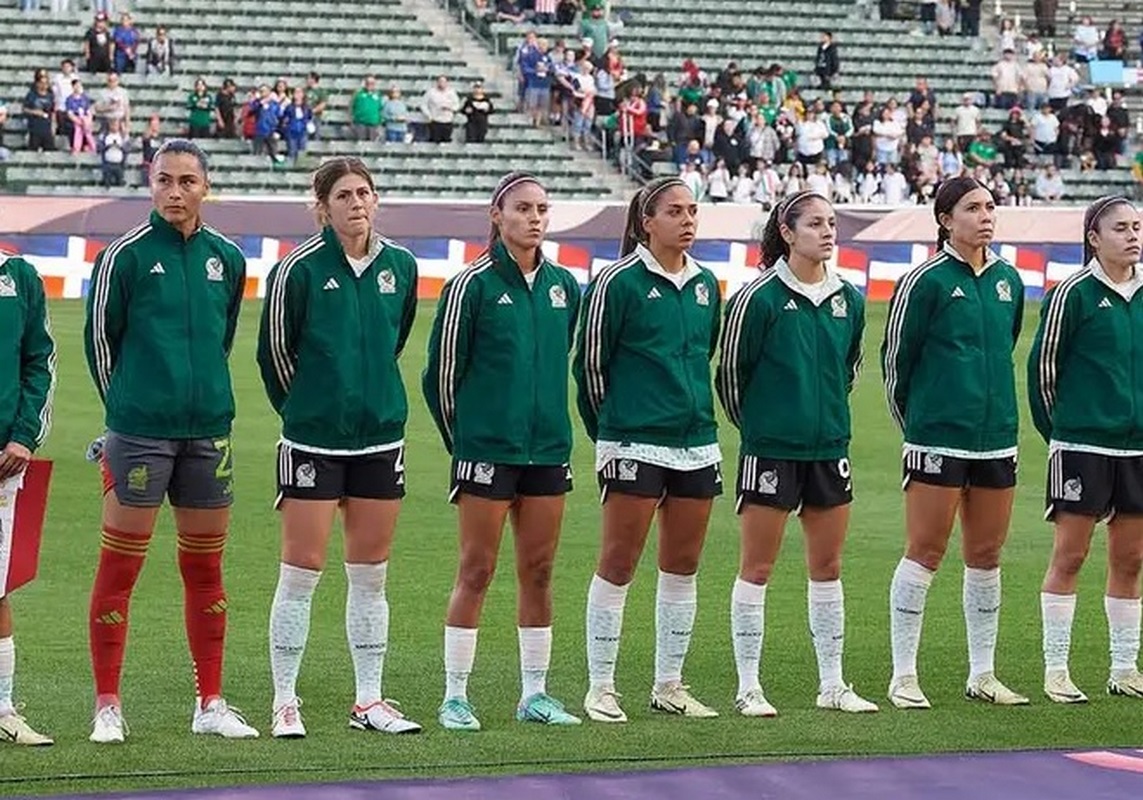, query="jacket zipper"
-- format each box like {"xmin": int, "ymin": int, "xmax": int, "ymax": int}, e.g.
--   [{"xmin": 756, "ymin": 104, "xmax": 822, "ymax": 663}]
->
[
  {"xmin": 813, "ymin": 298, "xmax": 823, "ymax": 453},
  {"xmin": 527, "ymin": 274, "xmax": 539, "ymax": 464},
  {"xmin": 357, "ymin": 269, "xmax": 368, "ymax": 449},
  {"xmin": 677, "ymin": 276, "xmax": 697, "ymax": 441},
  {"xmin": 1129, "ymin": 298, "xmax": 1138, "ymax": 442},
  {"xmin": 182, "ymin": 239, "xmax": 196, "ymax": 432},
  {"xmin": 974, "ymin": 273, "xmax": 989, "ymax": 451}
]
